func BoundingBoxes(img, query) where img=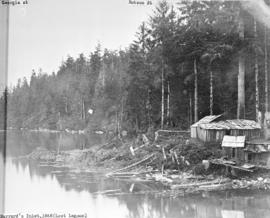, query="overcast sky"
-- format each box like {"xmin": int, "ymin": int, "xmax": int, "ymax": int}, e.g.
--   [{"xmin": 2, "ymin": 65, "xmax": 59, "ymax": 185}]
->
[{"xmin": 8, "ymin": 0, "xmax": 161, "ymax": 86}]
